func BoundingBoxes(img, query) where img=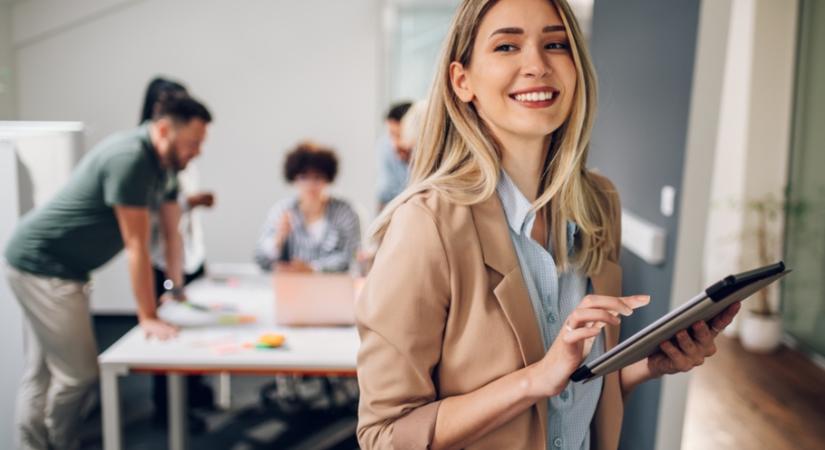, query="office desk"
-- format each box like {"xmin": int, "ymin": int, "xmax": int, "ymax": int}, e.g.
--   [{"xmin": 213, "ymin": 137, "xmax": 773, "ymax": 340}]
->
[{"xmin": 98, "ymin": 267, "xmax": 359, "ymax": 450}]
